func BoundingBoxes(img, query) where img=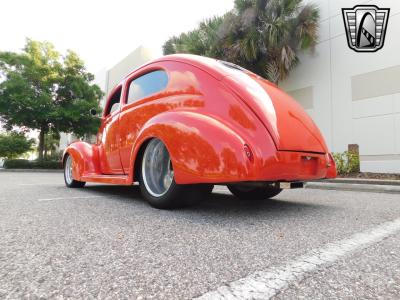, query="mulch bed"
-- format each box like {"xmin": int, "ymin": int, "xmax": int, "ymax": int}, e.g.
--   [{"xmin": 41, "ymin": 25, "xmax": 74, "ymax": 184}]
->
[{"xmin": 339, "ymin": 172, "xmax": 400, "ymax": 180}]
